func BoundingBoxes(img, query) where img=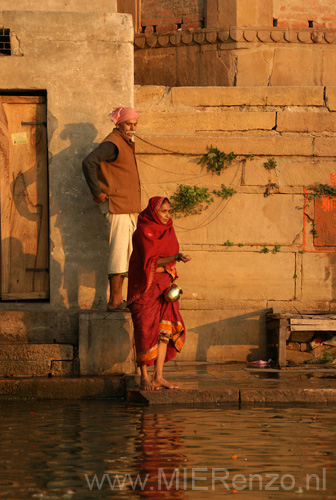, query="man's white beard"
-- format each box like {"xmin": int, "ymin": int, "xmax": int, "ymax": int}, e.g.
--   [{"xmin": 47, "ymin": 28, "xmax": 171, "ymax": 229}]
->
[{"xmin": 126, "ymin": 131, "xmax": 135, "ymax": 142}]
